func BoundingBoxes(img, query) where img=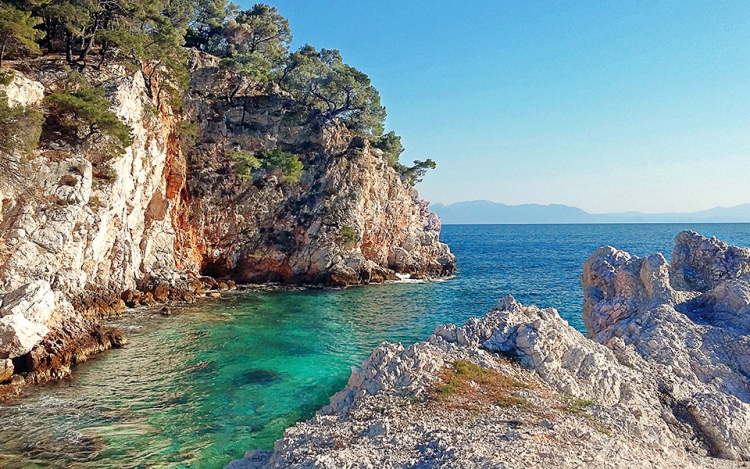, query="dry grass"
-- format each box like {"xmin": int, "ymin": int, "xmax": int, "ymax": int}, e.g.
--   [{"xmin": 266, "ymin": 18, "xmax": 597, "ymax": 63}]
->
[{"xmin": 433, "ymin": 360, "xmax": 531, "ymax": 409}]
